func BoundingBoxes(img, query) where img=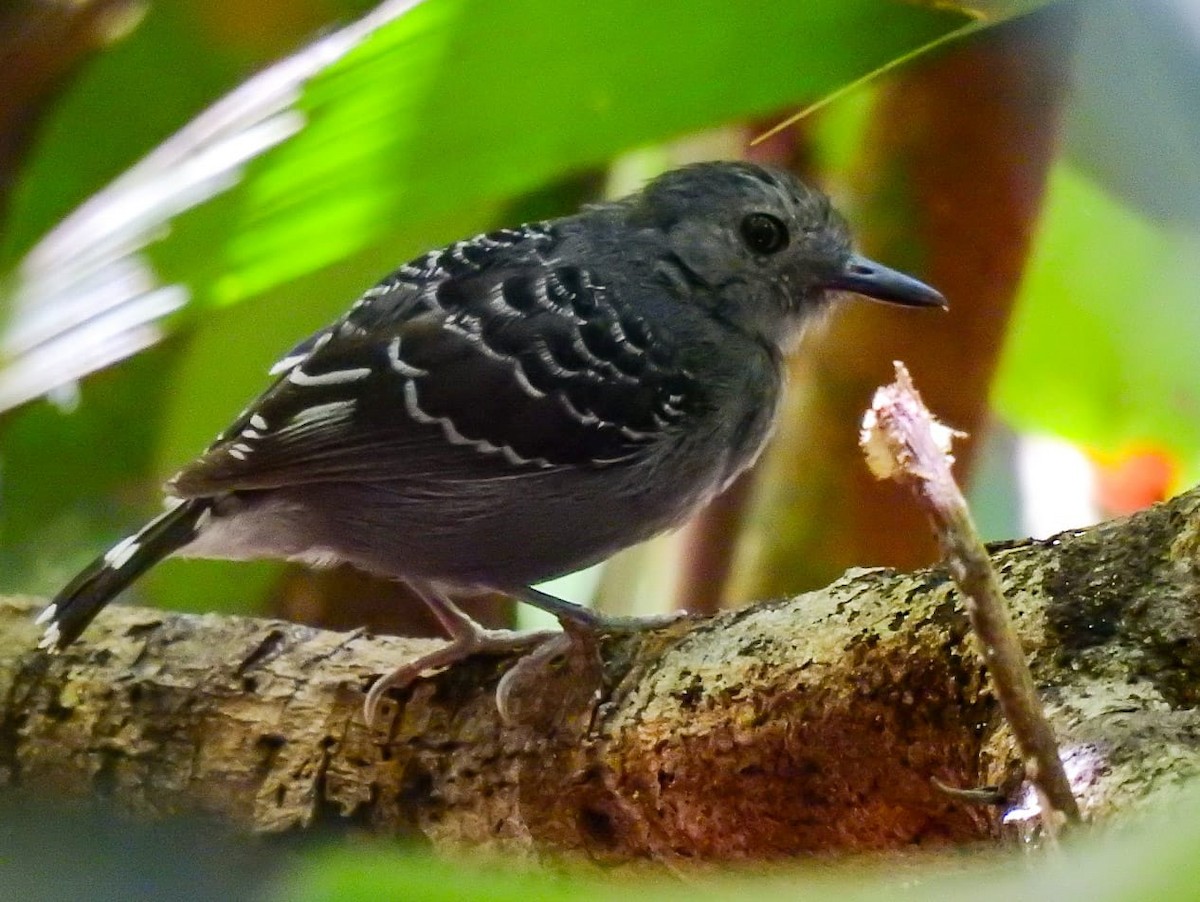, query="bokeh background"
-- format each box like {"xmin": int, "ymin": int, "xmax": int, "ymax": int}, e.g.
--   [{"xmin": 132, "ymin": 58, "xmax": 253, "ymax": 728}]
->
[{"xmin": 1, "ymin": 0, "xmax": 1199, "ymax": 898}]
